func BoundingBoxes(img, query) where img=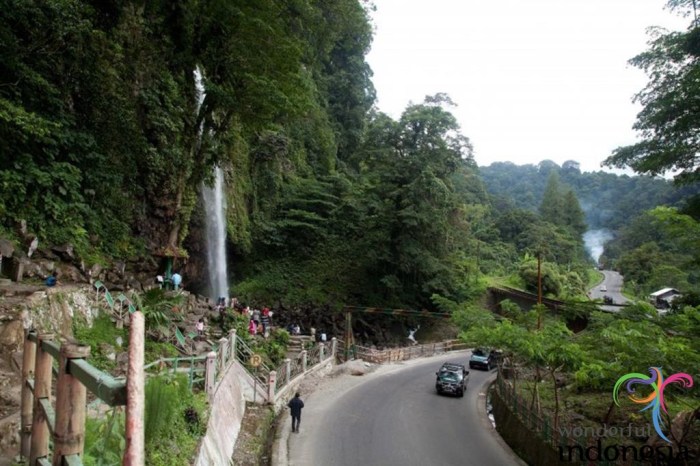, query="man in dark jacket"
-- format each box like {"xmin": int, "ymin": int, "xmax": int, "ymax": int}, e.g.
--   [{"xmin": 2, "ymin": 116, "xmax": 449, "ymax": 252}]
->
[{"xmin": 287, "ymin": 392, "xmax": 304, "ymax": 433}]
